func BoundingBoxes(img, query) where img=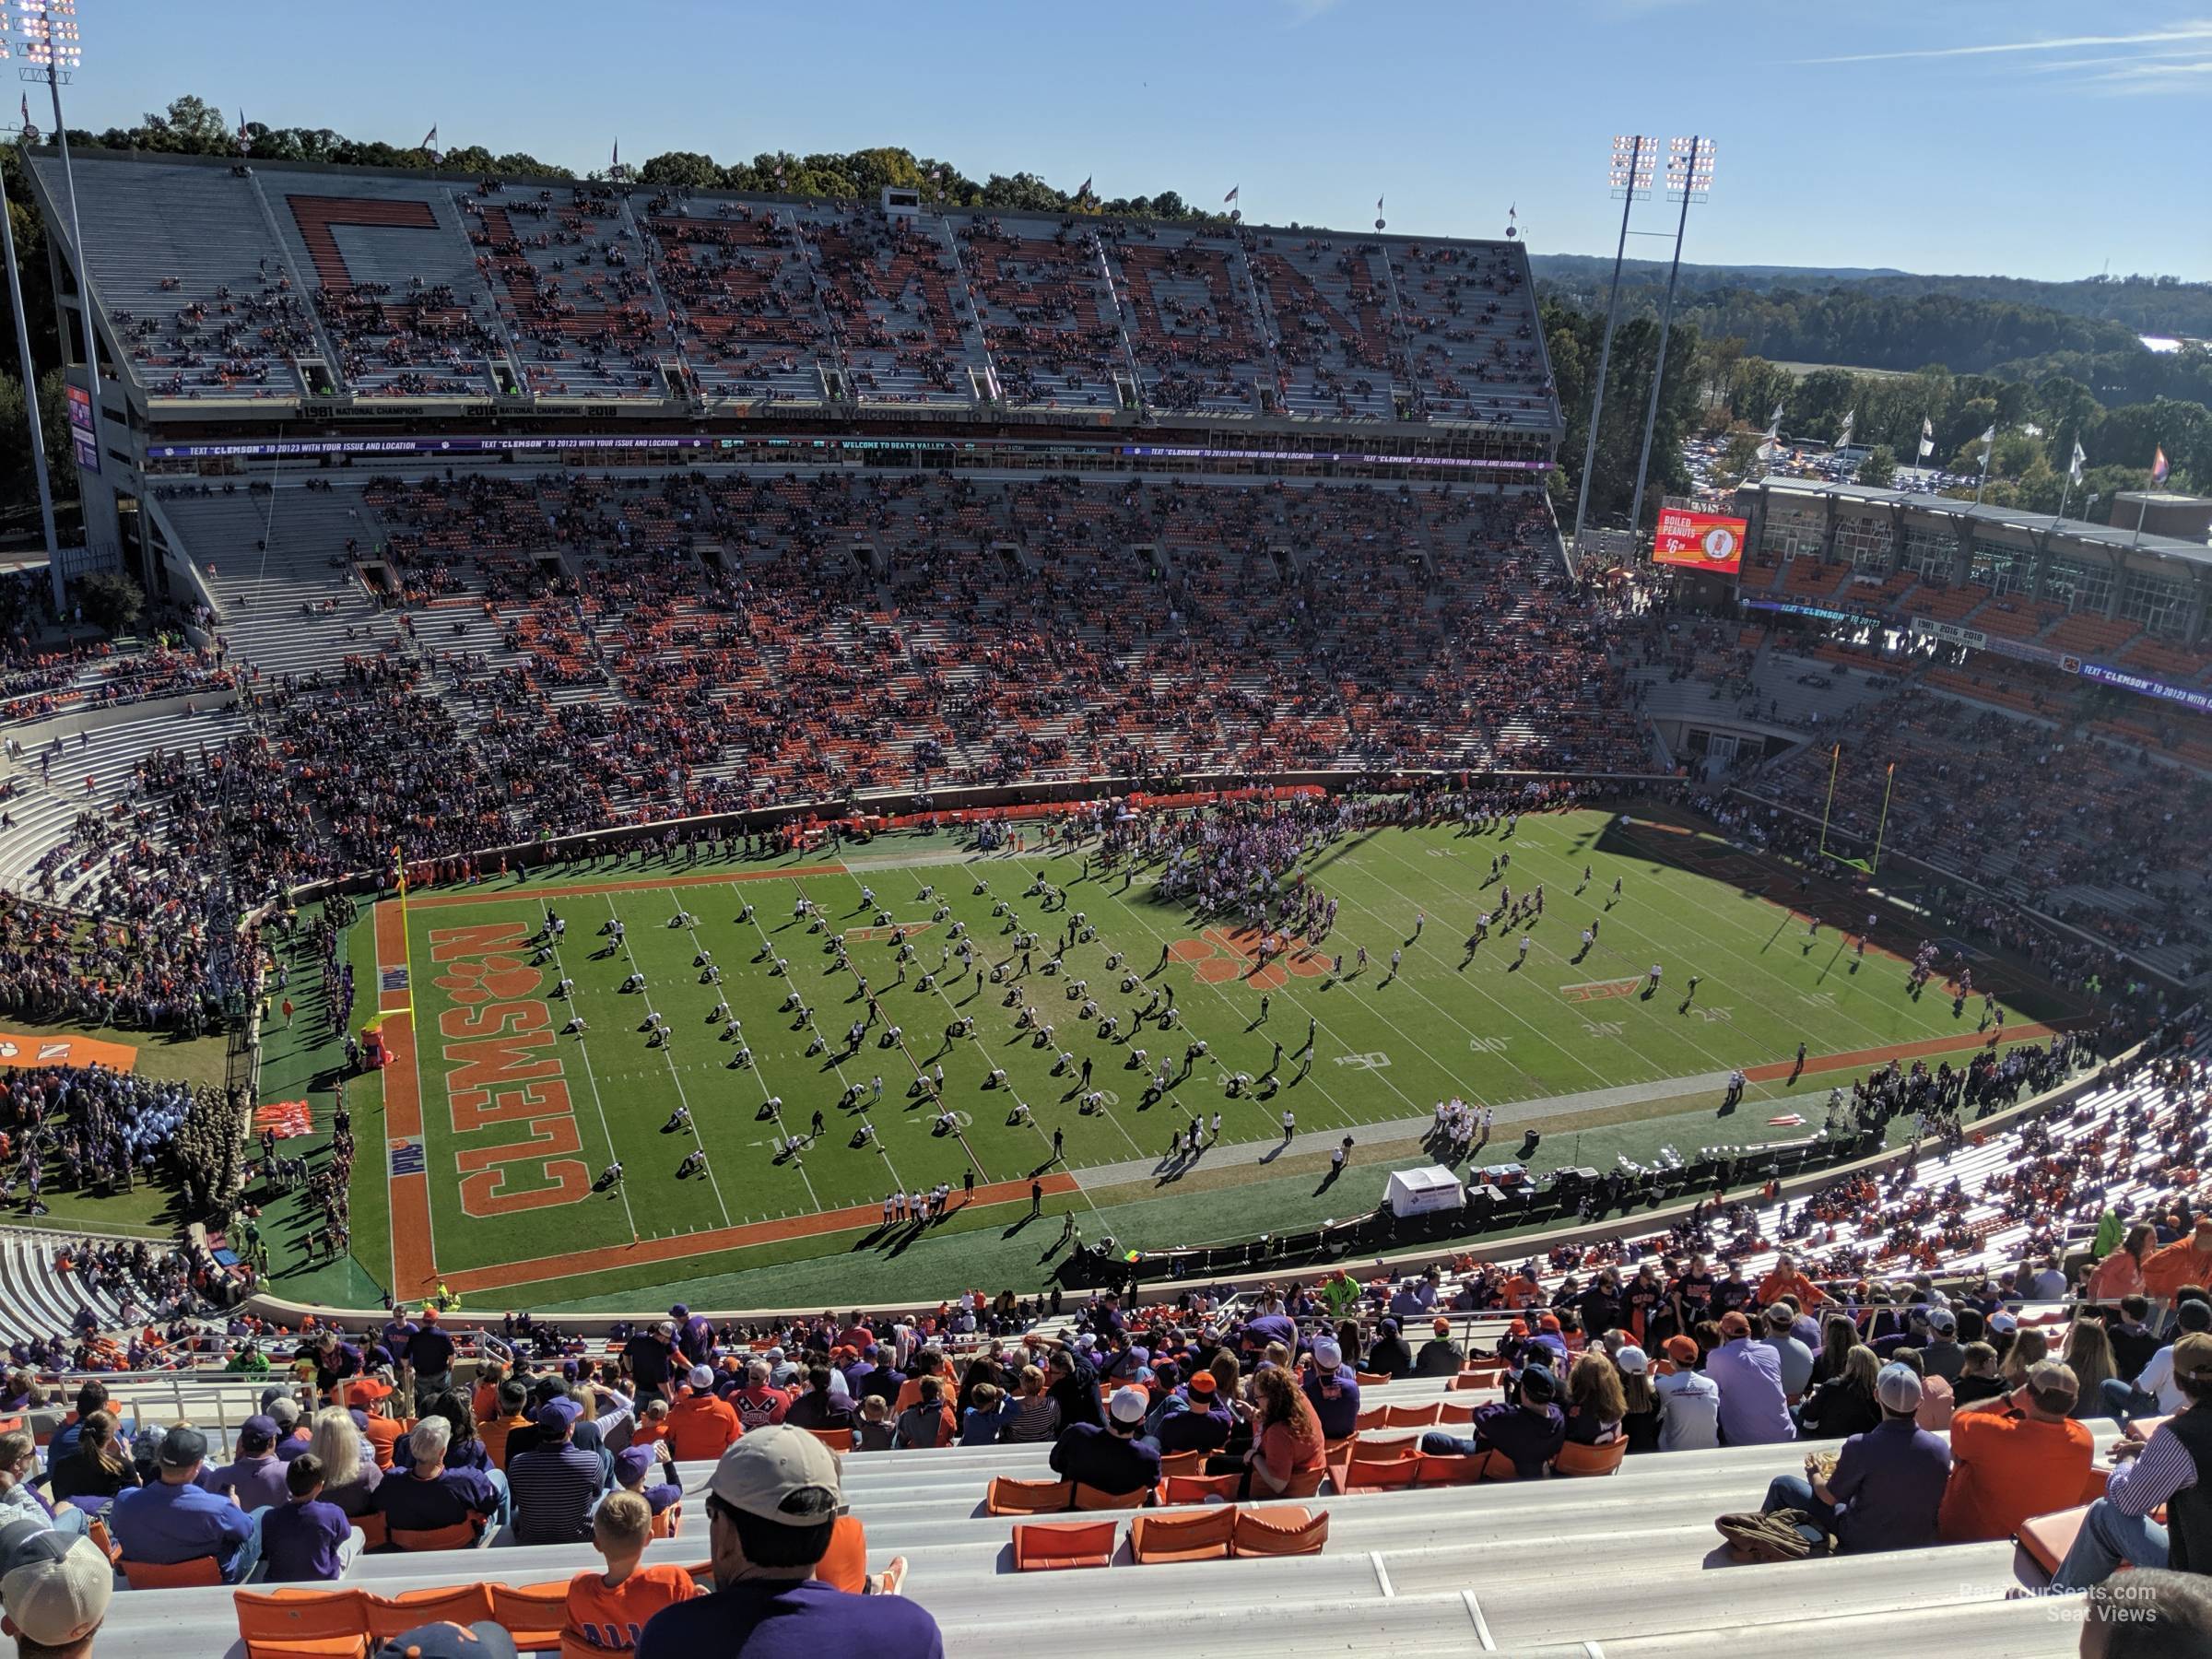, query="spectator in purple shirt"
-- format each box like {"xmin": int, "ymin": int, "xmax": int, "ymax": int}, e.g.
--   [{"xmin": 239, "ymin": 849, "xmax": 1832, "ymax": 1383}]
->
[
  {"xmin": 371, "ymin": 1419, "xmax": 497, "ymax": 1540},
  {"xmin": 108, "ymin": 1428, "xmax": 257, "ymax": 1583},
  {"xmin": 623, "ymin": 1323, "xmax": 677, "ymax": 1404},
  {"xmin": 635, "ymin": 1430, "xmax": 941, "ymax": 1659},
  {"xmin": 1300, "ymin": 1338, "xmax": 1361, "ymax": 1441},
  {"xmin": 1757, "ymin": 1363, "xmax": 1952, "ymax": 1552},
  {"xmin": 403, "ymin": 1310, "xmax": 457, "ymax": 1410},
  {"xmin": 201, "ymin": 1417, "xmax": 291, "ymax": 1513},
  {"xmin": 1420, "ymin": 1363, "xmax": 1567, "ymax": 1477},
  {"xmin": 256, "ymin": 1454, "xmax": 363, "ymax": 1582}
]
